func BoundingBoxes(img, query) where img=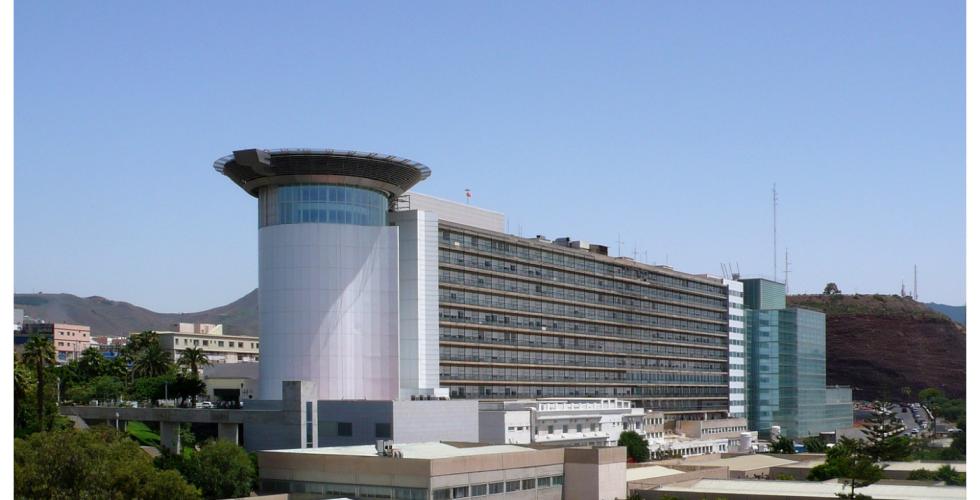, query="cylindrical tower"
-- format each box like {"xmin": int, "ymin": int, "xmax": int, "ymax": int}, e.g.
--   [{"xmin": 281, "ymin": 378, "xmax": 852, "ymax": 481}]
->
[{"xmin": 215, "ymin": 148, "xmax": 431, "ymax": 400}]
